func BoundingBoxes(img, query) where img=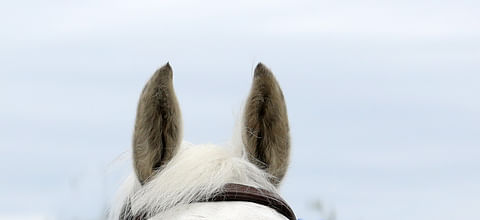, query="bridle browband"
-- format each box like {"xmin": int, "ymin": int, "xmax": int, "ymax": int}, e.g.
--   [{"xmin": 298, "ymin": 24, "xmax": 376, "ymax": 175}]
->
[
  {"xmin": 120, "ymin": 183, "xmax": 296, "ymax": 220},
  {"xmin": 208, "ymin": 183, "xmax": 297, "ymax": 220}
]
